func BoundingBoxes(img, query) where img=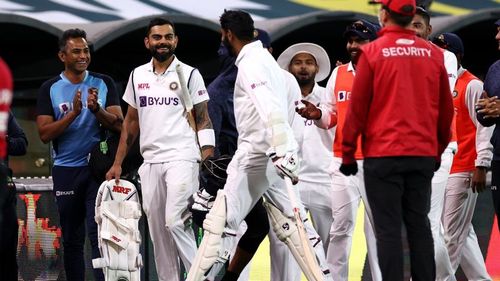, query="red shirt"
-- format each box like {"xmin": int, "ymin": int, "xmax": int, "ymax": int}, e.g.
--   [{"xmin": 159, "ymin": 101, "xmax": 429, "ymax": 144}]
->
[
  {"xmin": 342, "ymin": 26, "xmax": 454, "ymax": 163},
  {"xmin": 0, "ymin": 58, "xmax": 13, "ymax": 159}
]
